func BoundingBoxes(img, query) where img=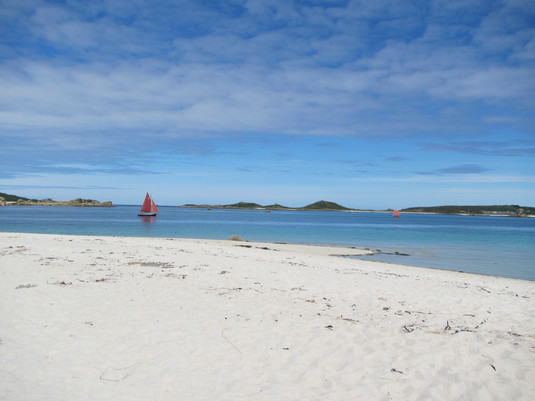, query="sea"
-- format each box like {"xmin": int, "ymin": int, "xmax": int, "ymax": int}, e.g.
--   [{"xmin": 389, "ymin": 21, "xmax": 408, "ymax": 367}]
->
[{"xmin": 1, "ymin": 205, "xmax": 534, "ymax": 281}]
